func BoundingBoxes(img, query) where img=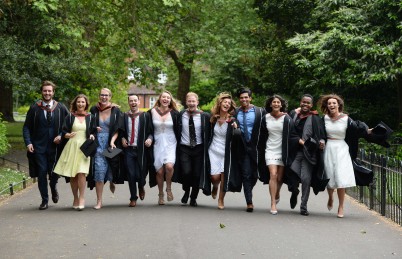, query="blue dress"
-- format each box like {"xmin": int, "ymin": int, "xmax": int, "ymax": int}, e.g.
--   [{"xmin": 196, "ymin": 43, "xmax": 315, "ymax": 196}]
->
[{"xmin": 94, "ymin": 117, "xmax": 112, "ymax": 182}]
